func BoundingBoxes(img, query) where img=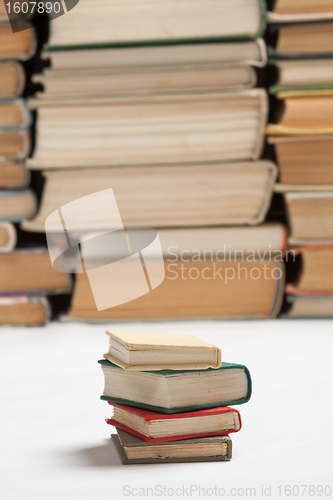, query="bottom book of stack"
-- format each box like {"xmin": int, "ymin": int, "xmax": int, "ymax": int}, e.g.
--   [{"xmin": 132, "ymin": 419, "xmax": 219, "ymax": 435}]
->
[{"xmin": 112, "ymin": 429, "xmax": 232, "ymax": 464}]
